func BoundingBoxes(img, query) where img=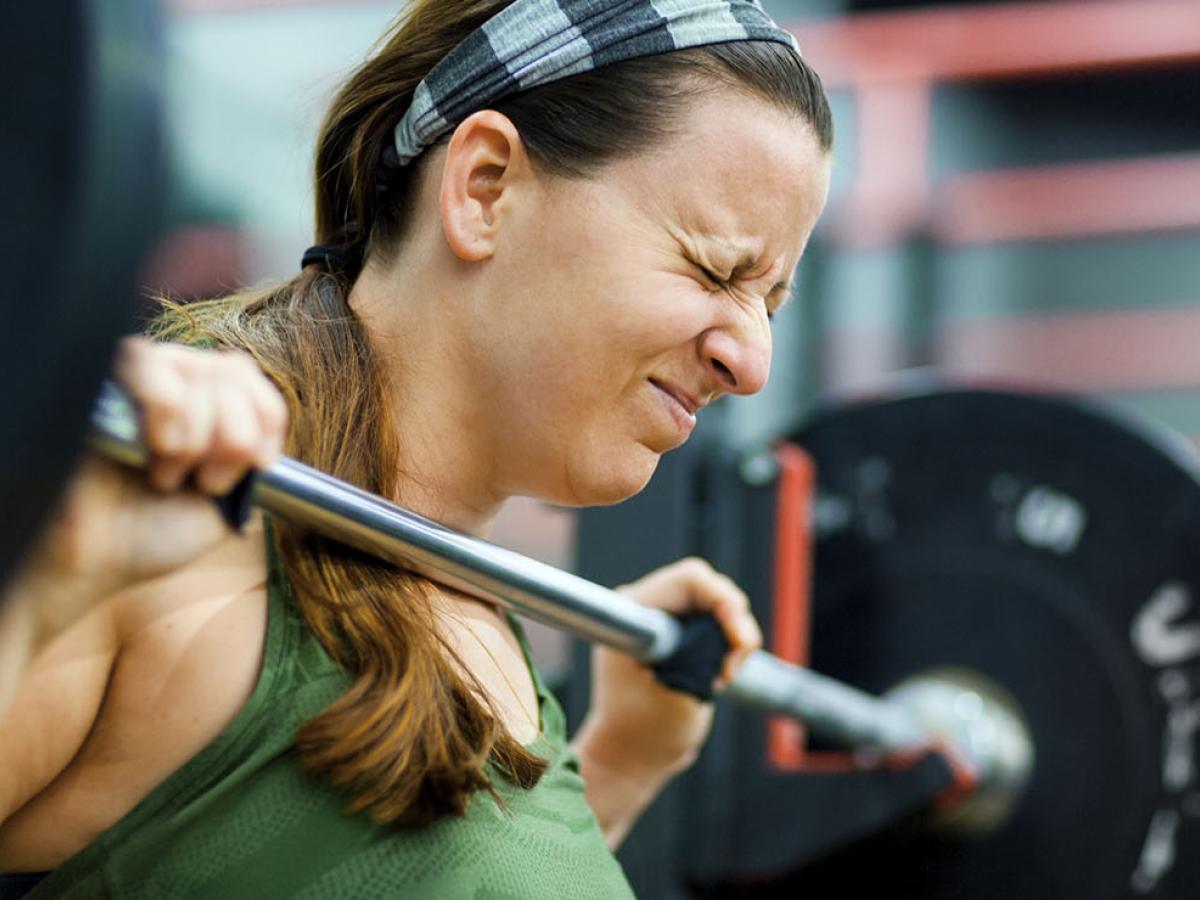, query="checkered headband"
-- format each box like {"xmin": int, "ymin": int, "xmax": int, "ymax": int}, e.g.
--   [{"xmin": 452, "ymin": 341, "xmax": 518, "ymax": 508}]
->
[{"xmin": 390, "ymin": 0, "xmax": 801, "ymax": 167}]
